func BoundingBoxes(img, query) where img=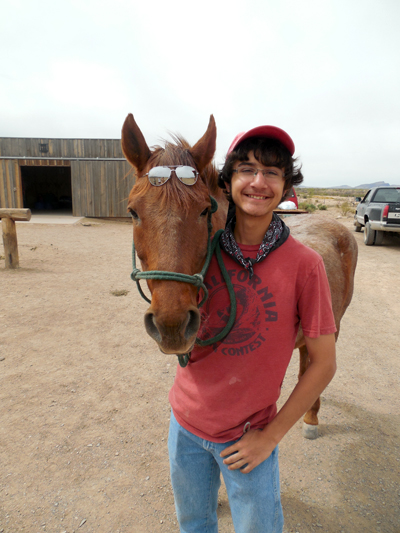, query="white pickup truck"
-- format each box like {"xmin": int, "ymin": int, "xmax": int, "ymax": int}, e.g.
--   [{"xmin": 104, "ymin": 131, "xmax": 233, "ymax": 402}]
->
[{"xmin": 354, "ymin": 186, "xmax": 400, "ymax": 245}]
